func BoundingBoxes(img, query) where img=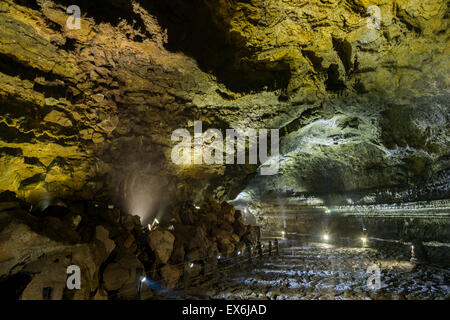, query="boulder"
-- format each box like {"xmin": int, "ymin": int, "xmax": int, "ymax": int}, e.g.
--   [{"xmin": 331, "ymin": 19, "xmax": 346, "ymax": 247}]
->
[
  {"xmin": 121, "ymin": 214, "xmax": 141, "ymax": 231},
  {"xmin": 62, "ymin": 212, "xmax": 82, "ymax": 230},
  {"xmin": 95, "ymin": 225, "xmax": 116, "ymax": 256},
  {"xmin": 180, "ymin": 207, "xmax": 198, "ymax": 225},
  {"xmin": 172, "ymin": 224, "xmax": 208, "ymax": 251},
  {"xmin": 218, "ymin": 238, "xmax": 235, "ymax": 257},
  {"xmin": 170, "ymin": 240, "xmax": 185, "ymax": 264},
  {"xmin": 159, "ymin": 264, "xmax": 183, "ymax": 289},
  {"xmin": 102, "ymin": 263, "xmax": 131, "ymax": 292},
  {"xmin": 185, "ymin": 248, "xmax": 202, "ymax": 262},
  {"xmin": 102, "ymin": 252, "xmax": 144, "ymax": 299},
  {"xmin": 123, "ymin": 234, "xmax": 137, "ymax": 250},
  {"xmin": 19, "ymin": 242, "xmax": 105, "ymax": 300},
  {"xmin": 105, "ymin": 208, "xmax": 121, "ymax": 224},
  {"xmin": 211, "ymin": 227, "xmax": 233, "ymax": 241},
  {"xmin": 217, "ymin": 222, "xmax": 234, "ymax": 233},
  {"xmin": 148, "ymin": 230, "xmax": 175, "ymax": 264},
  {"xmin": 231, "ymin": 233, "xmax": 240, "ymax": 243},
  {"xmin": 92, "ymin": 288, "xmax": 108, "ymax": 300},
  {"xmin": 233, "ymin": 218, "xmax": 247, "ymax": 237},
  {"xmin": 221, "ymin": 202, "xmax": 235, "ymax": 224},
  {"xmin": 242, "ymin": 225, "xmax": 260, "ymax": 246},
  {"xmin": 0, "ymin": 201, "xmax": 20, "ymax": 212}
]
